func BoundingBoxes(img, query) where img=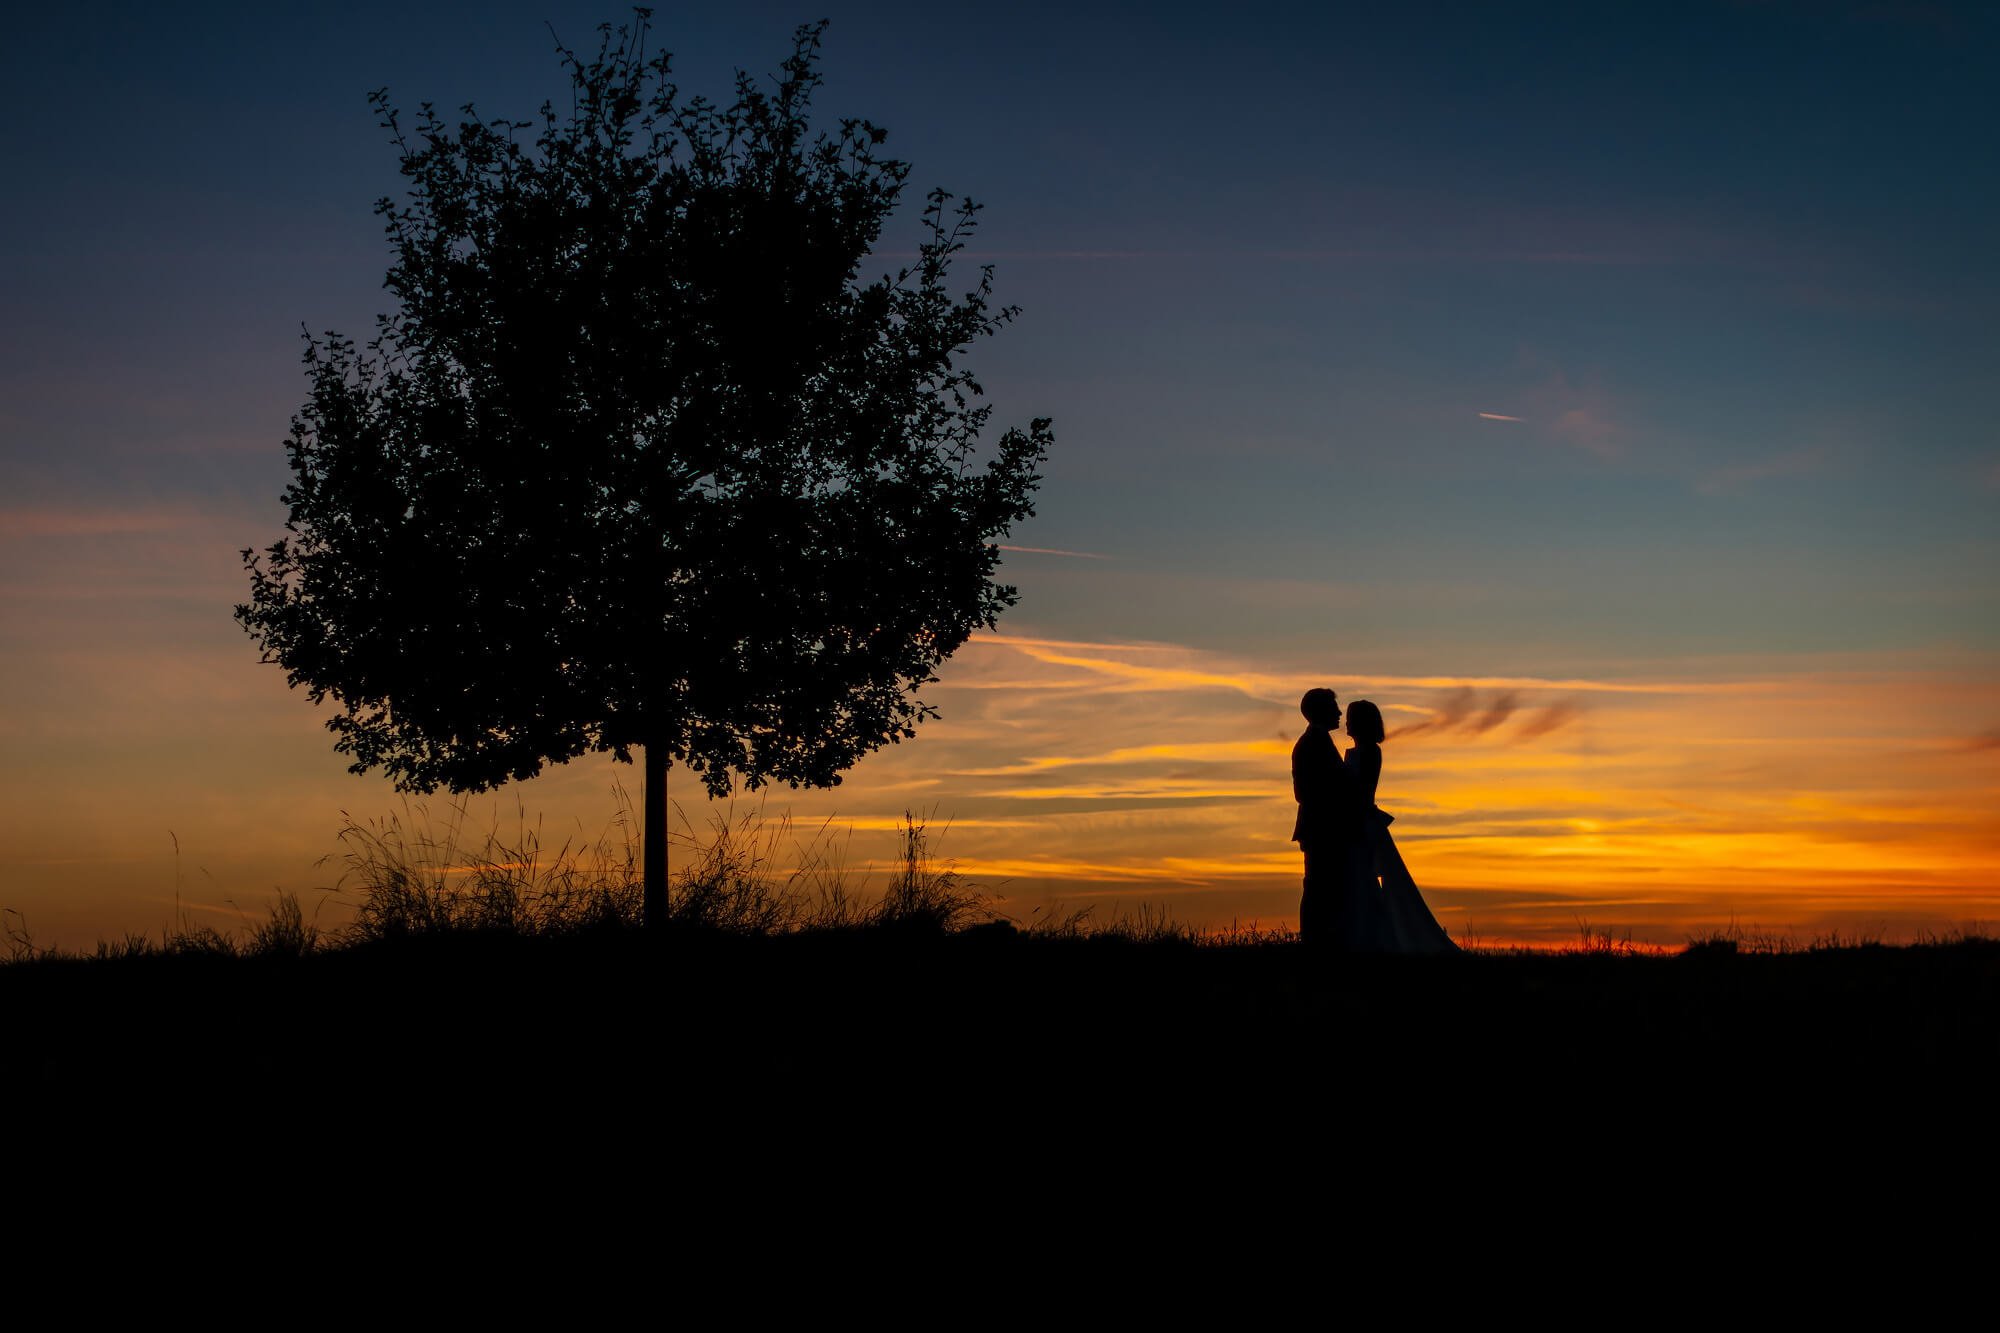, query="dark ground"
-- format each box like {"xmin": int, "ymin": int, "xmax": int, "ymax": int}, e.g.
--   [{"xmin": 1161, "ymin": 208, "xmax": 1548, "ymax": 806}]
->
[
  {"xmin": 10, "ymin": 928, "xmax": 1998, "ymax": 1247},
  {"xmin": 11, "ymin": 928, "xmax": 1997, "ymax": 1110}
]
